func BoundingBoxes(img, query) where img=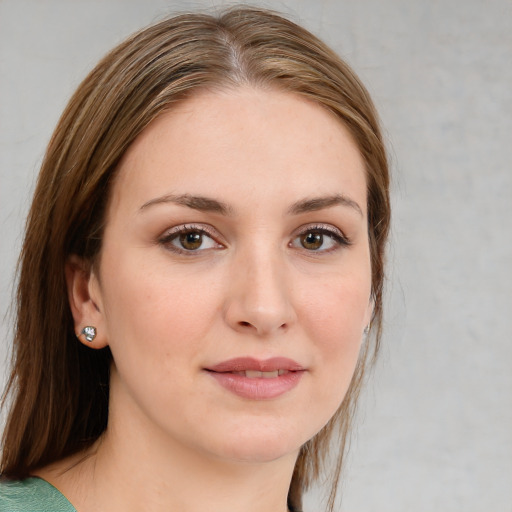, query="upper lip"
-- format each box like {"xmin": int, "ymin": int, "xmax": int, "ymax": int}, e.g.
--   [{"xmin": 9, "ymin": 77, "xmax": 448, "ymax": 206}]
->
[{"xmin": 206, "ymin": 357, "xmax": 304, "ymax": 373}]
